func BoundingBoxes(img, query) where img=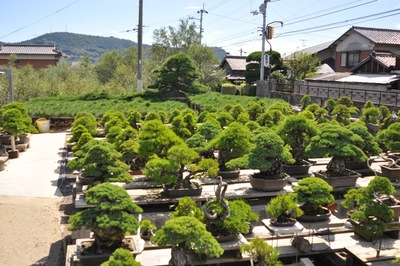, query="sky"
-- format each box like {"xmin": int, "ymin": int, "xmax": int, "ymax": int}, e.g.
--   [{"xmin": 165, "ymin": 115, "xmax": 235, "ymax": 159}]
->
[{"xmin": 1, "ymin": 0, "xmax": 400, "ymax": 57}]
